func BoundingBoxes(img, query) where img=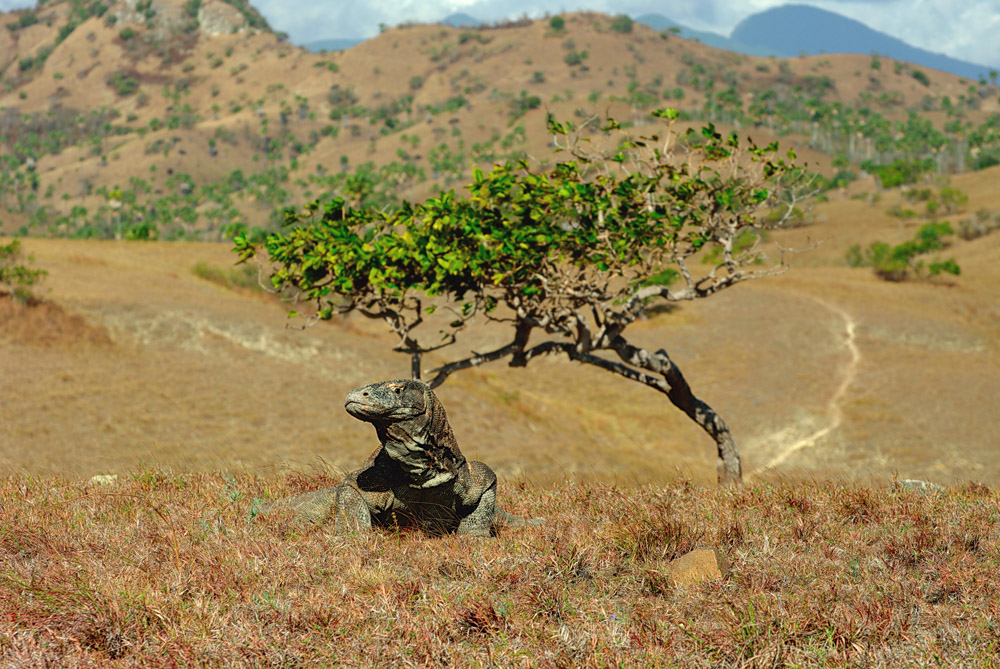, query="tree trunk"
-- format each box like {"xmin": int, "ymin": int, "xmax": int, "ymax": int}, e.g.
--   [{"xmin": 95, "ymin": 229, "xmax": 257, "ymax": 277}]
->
[
  {"xmin": 410, "ymin": 350, "xmax": 422, "ymax": 380},
  {"xmin": 608, "ymin": 336, "xmax": 743, "ymax": 486},
  {"xmin": 660, "ymin": 370, "xmax": 743, "ymax": 487},
  {"xmin": 426, "ymin": 332, "xmax": 744, "ymax": 486}
]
